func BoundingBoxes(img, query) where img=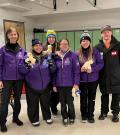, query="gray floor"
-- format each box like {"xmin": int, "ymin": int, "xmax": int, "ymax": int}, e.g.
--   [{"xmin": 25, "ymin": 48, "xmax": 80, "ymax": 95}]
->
[{"xmin": 2, "ymin": 90, "xmax": 120, "ymax": 135}]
